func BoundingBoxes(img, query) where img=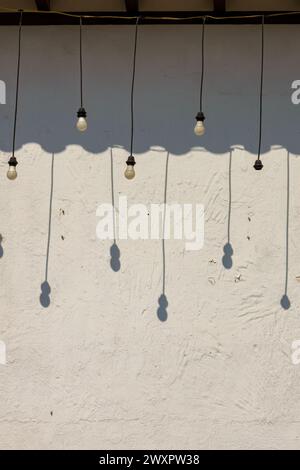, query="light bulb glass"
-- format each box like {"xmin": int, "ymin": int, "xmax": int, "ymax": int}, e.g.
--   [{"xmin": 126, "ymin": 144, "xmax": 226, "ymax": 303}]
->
[
  {"xmin": 124, "ymin": 165, "xmax": 135, "ymax": 180},
  {"xmin": 76, "ymin": 117, "xmax": 87, "ymax": 132},
  {"xmin": 194, "ymin": 121, "xmax": 205, "ymax": 136},
  {"xmin": 7, "ymin": 166, "xmax": 17, "ymax": 180}
]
